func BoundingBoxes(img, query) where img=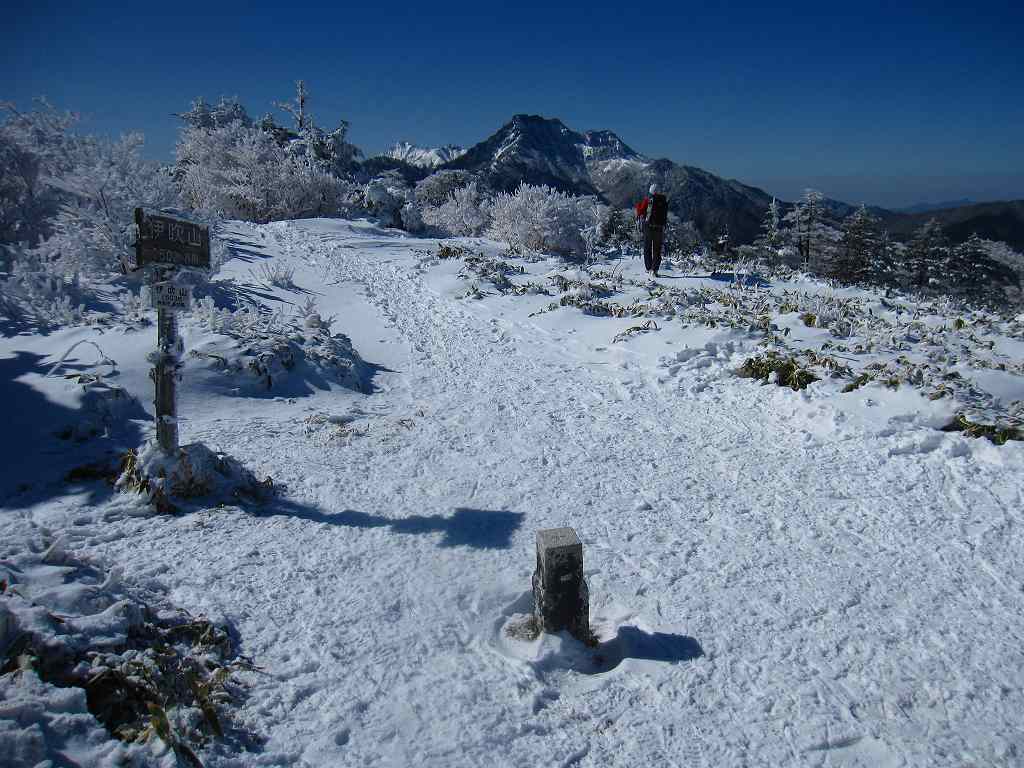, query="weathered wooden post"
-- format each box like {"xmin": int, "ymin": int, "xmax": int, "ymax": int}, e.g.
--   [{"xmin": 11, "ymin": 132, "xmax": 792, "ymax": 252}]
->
[
  {"xmin": 134, "ymin": 208, "xmax": 210, "ymax": 456},
  {"xmin": 533, "ymin": 527, "xmax": 590, "ymax": 643},
  {"xmin": 153, "ymin": 288, "xmax": 182, "ymax": 453}
]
